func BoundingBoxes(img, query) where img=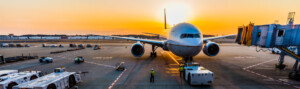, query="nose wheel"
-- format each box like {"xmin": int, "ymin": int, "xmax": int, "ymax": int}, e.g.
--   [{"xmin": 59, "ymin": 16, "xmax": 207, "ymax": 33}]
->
[
  {"xmin": 183, "ymin": 57, "xmax": 193, "ymax": 63},
  {"xmin": 150, "ymin": 45, "xmax": 158, "ymax": 57}
]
